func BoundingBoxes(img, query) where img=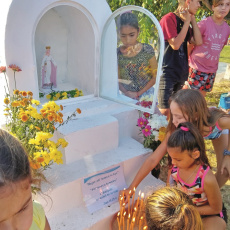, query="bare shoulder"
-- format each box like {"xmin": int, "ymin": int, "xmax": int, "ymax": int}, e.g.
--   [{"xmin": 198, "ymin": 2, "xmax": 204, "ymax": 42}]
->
[
  {"xmin": 203, "ymin": 168, "xmax": 218, "ymax": 187},
  {"xmin": 218, "ymin": 115, "xmax": 230, "ymax": 129}
]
